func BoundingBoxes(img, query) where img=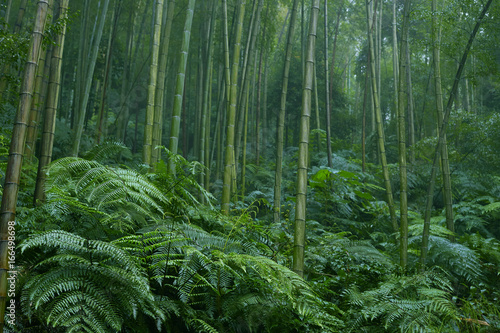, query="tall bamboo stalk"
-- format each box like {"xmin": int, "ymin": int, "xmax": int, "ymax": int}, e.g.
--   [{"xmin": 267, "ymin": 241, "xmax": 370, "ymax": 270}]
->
[
  {"xmin": 392, "ymin": 0, "xmax": 398, "ymax": 122},
  {"xmin": 25, "ymin": 43, "xmax": 51, "ymax": 162},
  {"xmin": 152, "ymin": 0, "xmax": 176, "ymax": 167},
  {"xmin": 235, "ymin": 0, "xmax": 263, "ymax": 174},
  {"xmin": 365, "ymin": 0, "xmax": 398, "ymax": 233},
  {"xmin": 398, "ymin": 0, "xmax": 410, "ymax": 270},
  {"xmin": 222, "ymin": 0, "xmax": 246, "ymax": 214},
  {"xmin": 72, "ymin": 0, "xmax": 110, "ymax": 156},
  {"xmin": 167, "ymin": 0, "xmax": 196, "ymax": 175},
  {"xmin": 200, "ymin": 0, "xmax": 217, "ymax": 189},
  {"xmin": 274, "ymin": 0, "xmax": 299, "ymax": 223},
  {"xmin": 34, "ymin": 0, "xmax": 69, "ymax": 205},
  {"xmin": 0, "ymin": 1, "xmax": 51, "ymax": 330},
  {"xmin": 430, "ymin": 0, "xmax": 454, "ymax": 241},
  {"xmin": 143, "ymin": 0, "xmax": 164, "ymax": 166},
  {"xmin": 13, "ymin": 0, "xmax": 27, "ymax": 33},
  {"xmin": 96, "ymin": 0, "xmax": 120, "ymax": 145},
  {"xmin": 324, "ymin": 0, "xmax": 333, "ymax": 168},
  {"xmin": 293, "ymin": 0, "xmax": 319, "ymax": 279},
  {"xmin": 420, "ymin": 0, "xmax": 493, "ymax": 269}
]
